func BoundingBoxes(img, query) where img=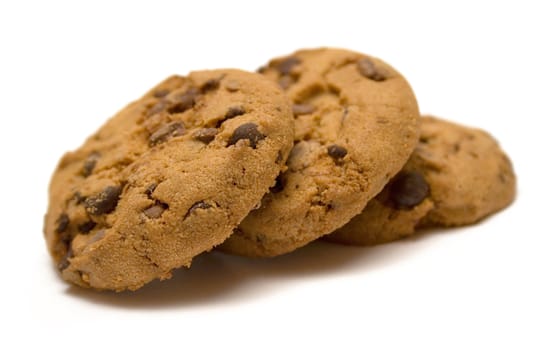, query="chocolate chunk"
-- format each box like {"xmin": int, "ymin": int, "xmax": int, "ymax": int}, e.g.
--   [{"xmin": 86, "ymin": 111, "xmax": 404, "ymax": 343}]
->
[
  {"xmin": 78, "ymin": 221, "xmax": 96, "ymax": 233},
  {"xmin": 292, "ymin": 104, "xmax": 315, "ymax": 116},
  {"xmin": 59, "ymin": 232, "xmax": 72, "ymax": 246},
  {"xmin": 327, "ymin": 145, "xmax": 348, "ymax": 159},
  {"xmin": 216, "ymin": 106, "xmax": 246, "ymax": 128},
  {"xmin": 73, "ymin": 192, "xmax": 86, "ymax": 204},
  {"xmin": 58, "ymin": 247, "xmax": 73, "ymax": 271},
  {"xmin": 146, "ymin": 100, "xmax": 169, "ymax": 117},
  {"xmin": 225, "ymin": 106, "xmax": 246, "ymax": 119},
  {"xmin": 143, "ymin": 202, "xmax": 168, "ymax": 219},
  {"xmin": 275, "ymin": 150, "xmax": 283, "ymax": 164},
  {"xmin": 419, "ymin": 136, "xmax": 429, "ymax": 144},
  {"xmin": 227, "ymin": 123, "xmax": 266, "ymax": 149},
  {"xmin": 453, "ymin": 143, "xmax": 461, "ymax": 153},
  {"xmin": 82, "ymin": 152, "xmax": 100, "ymax": 177},
  {"xmin": 388, "ymin": 171, "xmax": 430, "ymax": 209},
  {"xmin": 276, "ymin": 57, "xmax": 301, "ymax": 75},
  {"xmin": 149, "ymin": 121, "xmax": 186, "ymax": 146},
  {"xmin": 168, "ymin": 88, "xmax": 198, "ymax": 114},
  {"xmin": 55, "ymin": 213, "xmax": 69, "ymax": 234},
  {"xmin": 278, "ymin": 75, "xmax": 294, "ymax": 90},
  {"xmin": 357, "ymin": 58, "xmax": 386, "ymax": 81},
  {"xmin": 153, "ymin": 89, "xmax": 169, "ymax": 98},
  {"xmin": 84, "ymin": 186, "xmax": 122, "ymax": 215},
  {"xmin": 200, "ymin": 78, "xmax": 220, "ymax": 93},
  {"xmin": 185, "ymin": 201, "xmax": 211, "ymax": 218},
  {"xmin": 270, "ymin": 175, "xmax": 285, "ymax": 193},
  {"xmin": 193, "ymin": 128, "xmax": 218, "ymax": 144},
  {"xmin": 145, "ymin": 183, "xmax": 157, "ymax": 195},
  {"xmin": 225, "ymin": 80, "xmax": 240, "ymax": 92},
  {"xmin": 145, "ymin": 183, "xmax": 157, "ymax": 198}
]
